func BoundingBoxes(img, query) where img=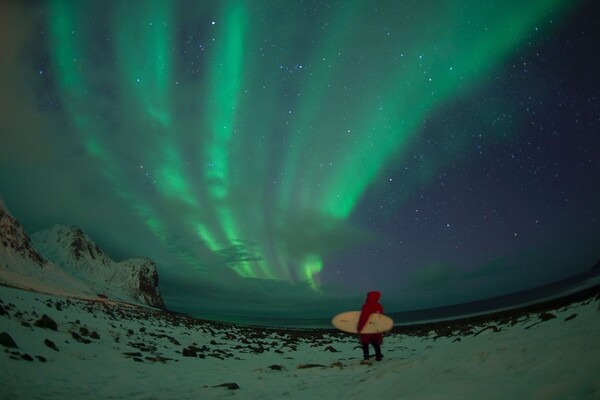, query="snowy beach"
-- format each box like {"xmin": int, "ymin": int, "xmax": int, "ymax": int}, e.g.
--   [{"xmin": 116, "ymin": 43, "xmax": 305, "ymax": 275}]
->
[{"xmin": 2, "ymin": 284, "xmax": 599, "ymax": 400}]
